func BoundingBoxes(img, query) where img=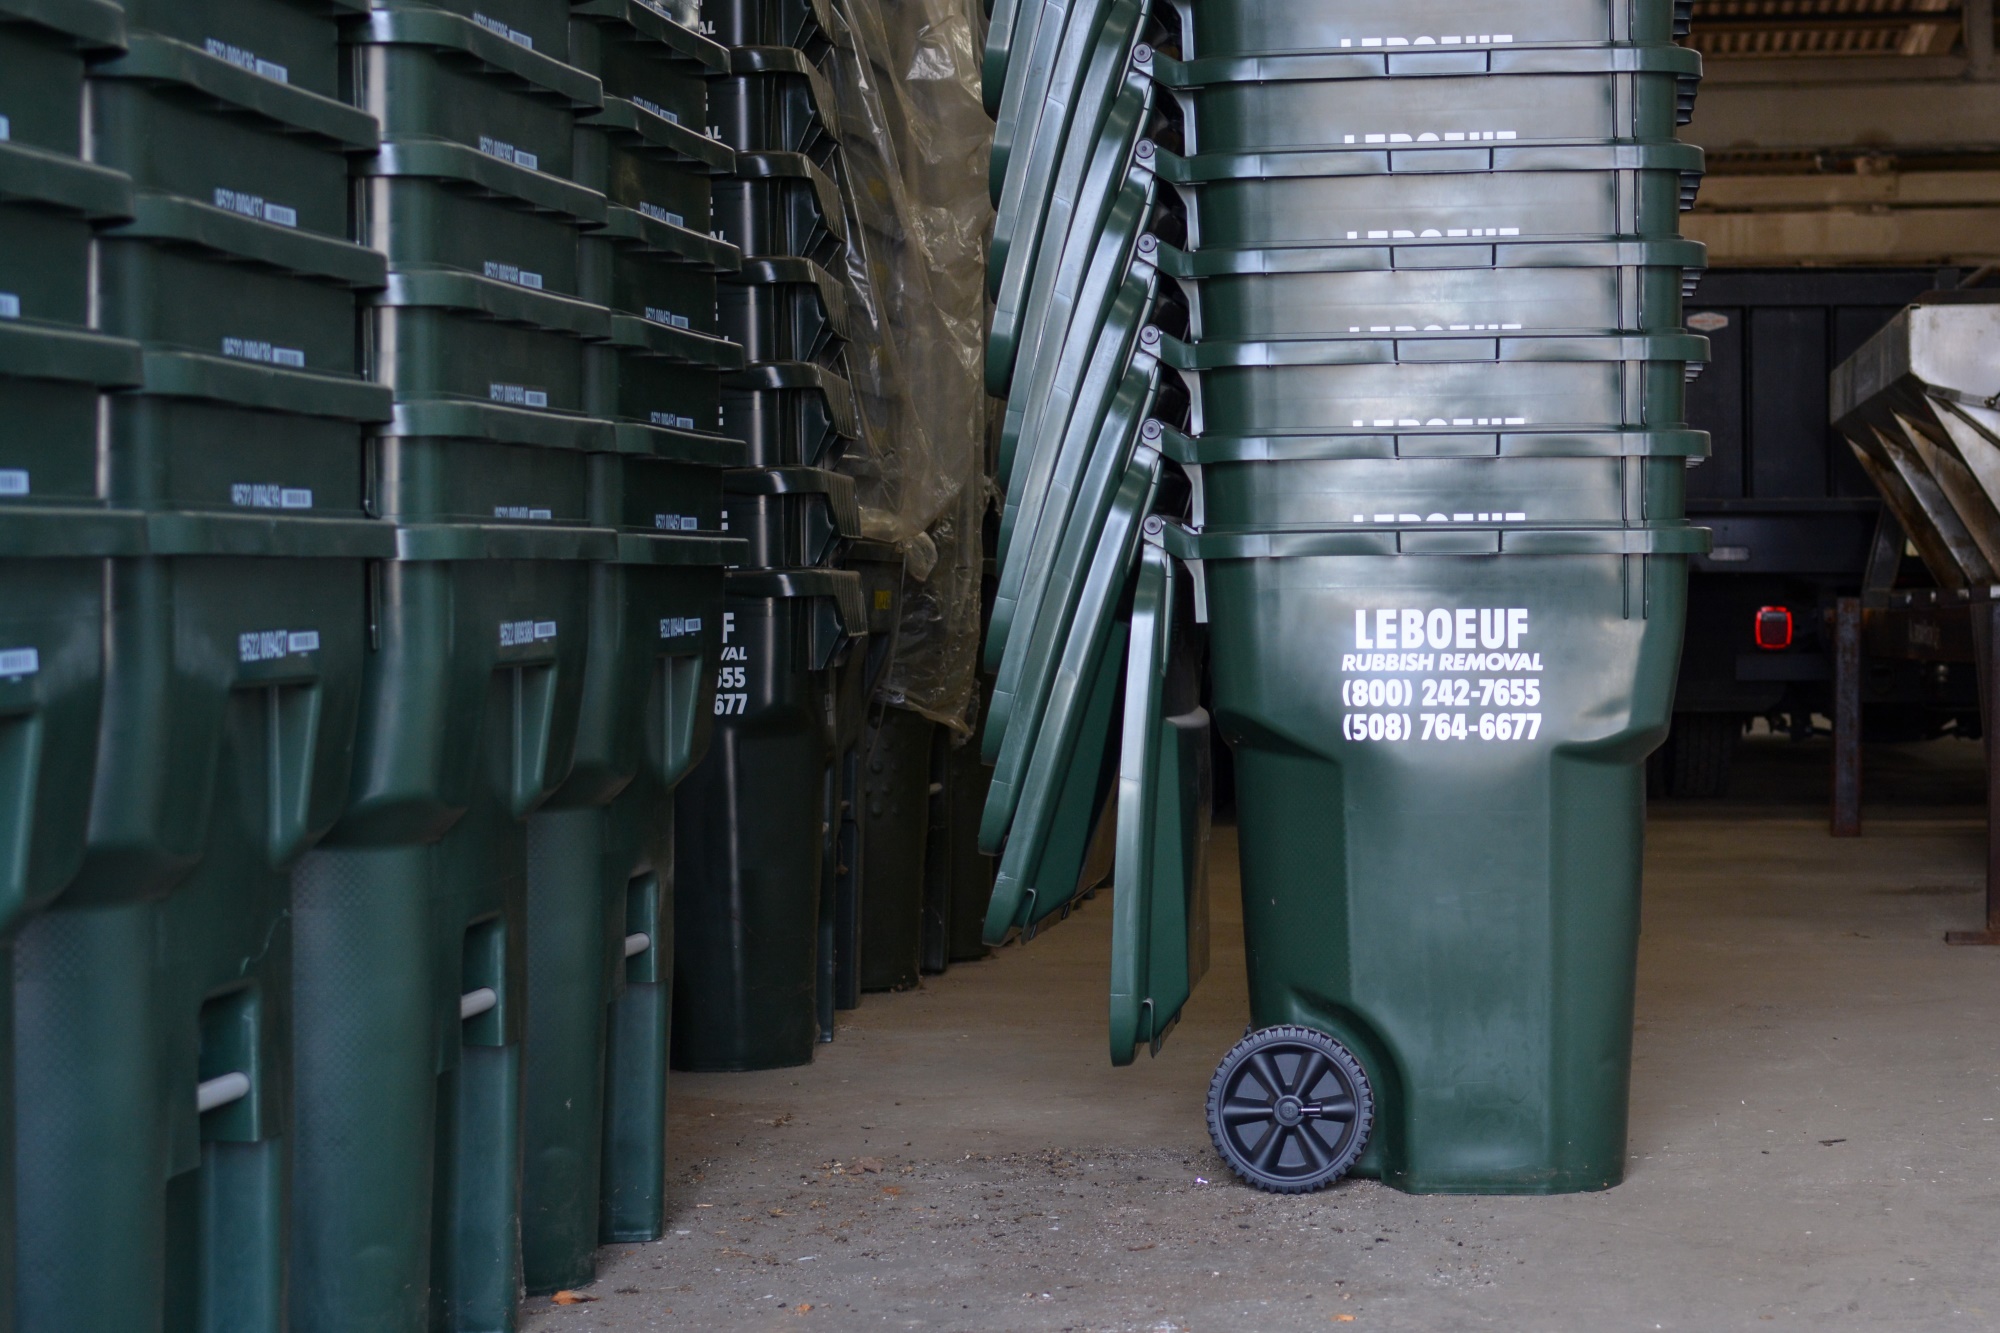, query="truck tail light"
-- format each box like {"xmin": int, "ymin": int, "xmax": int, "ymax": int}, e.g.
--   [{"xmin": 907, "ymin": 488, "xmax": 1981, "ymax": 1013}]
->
[{"xmin": 1754, "ymin": 605, "xmax": 1793, "ymax": 651}]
